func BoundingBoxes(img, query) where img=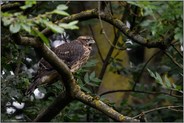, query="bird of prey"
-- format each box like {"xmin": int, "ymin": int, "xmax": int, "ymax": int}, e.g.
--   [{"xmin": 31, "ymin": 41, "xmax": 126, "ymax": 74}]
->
[{"xmin": 26, "ymin": 36, "xmax": 95, "ymax": 95}]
